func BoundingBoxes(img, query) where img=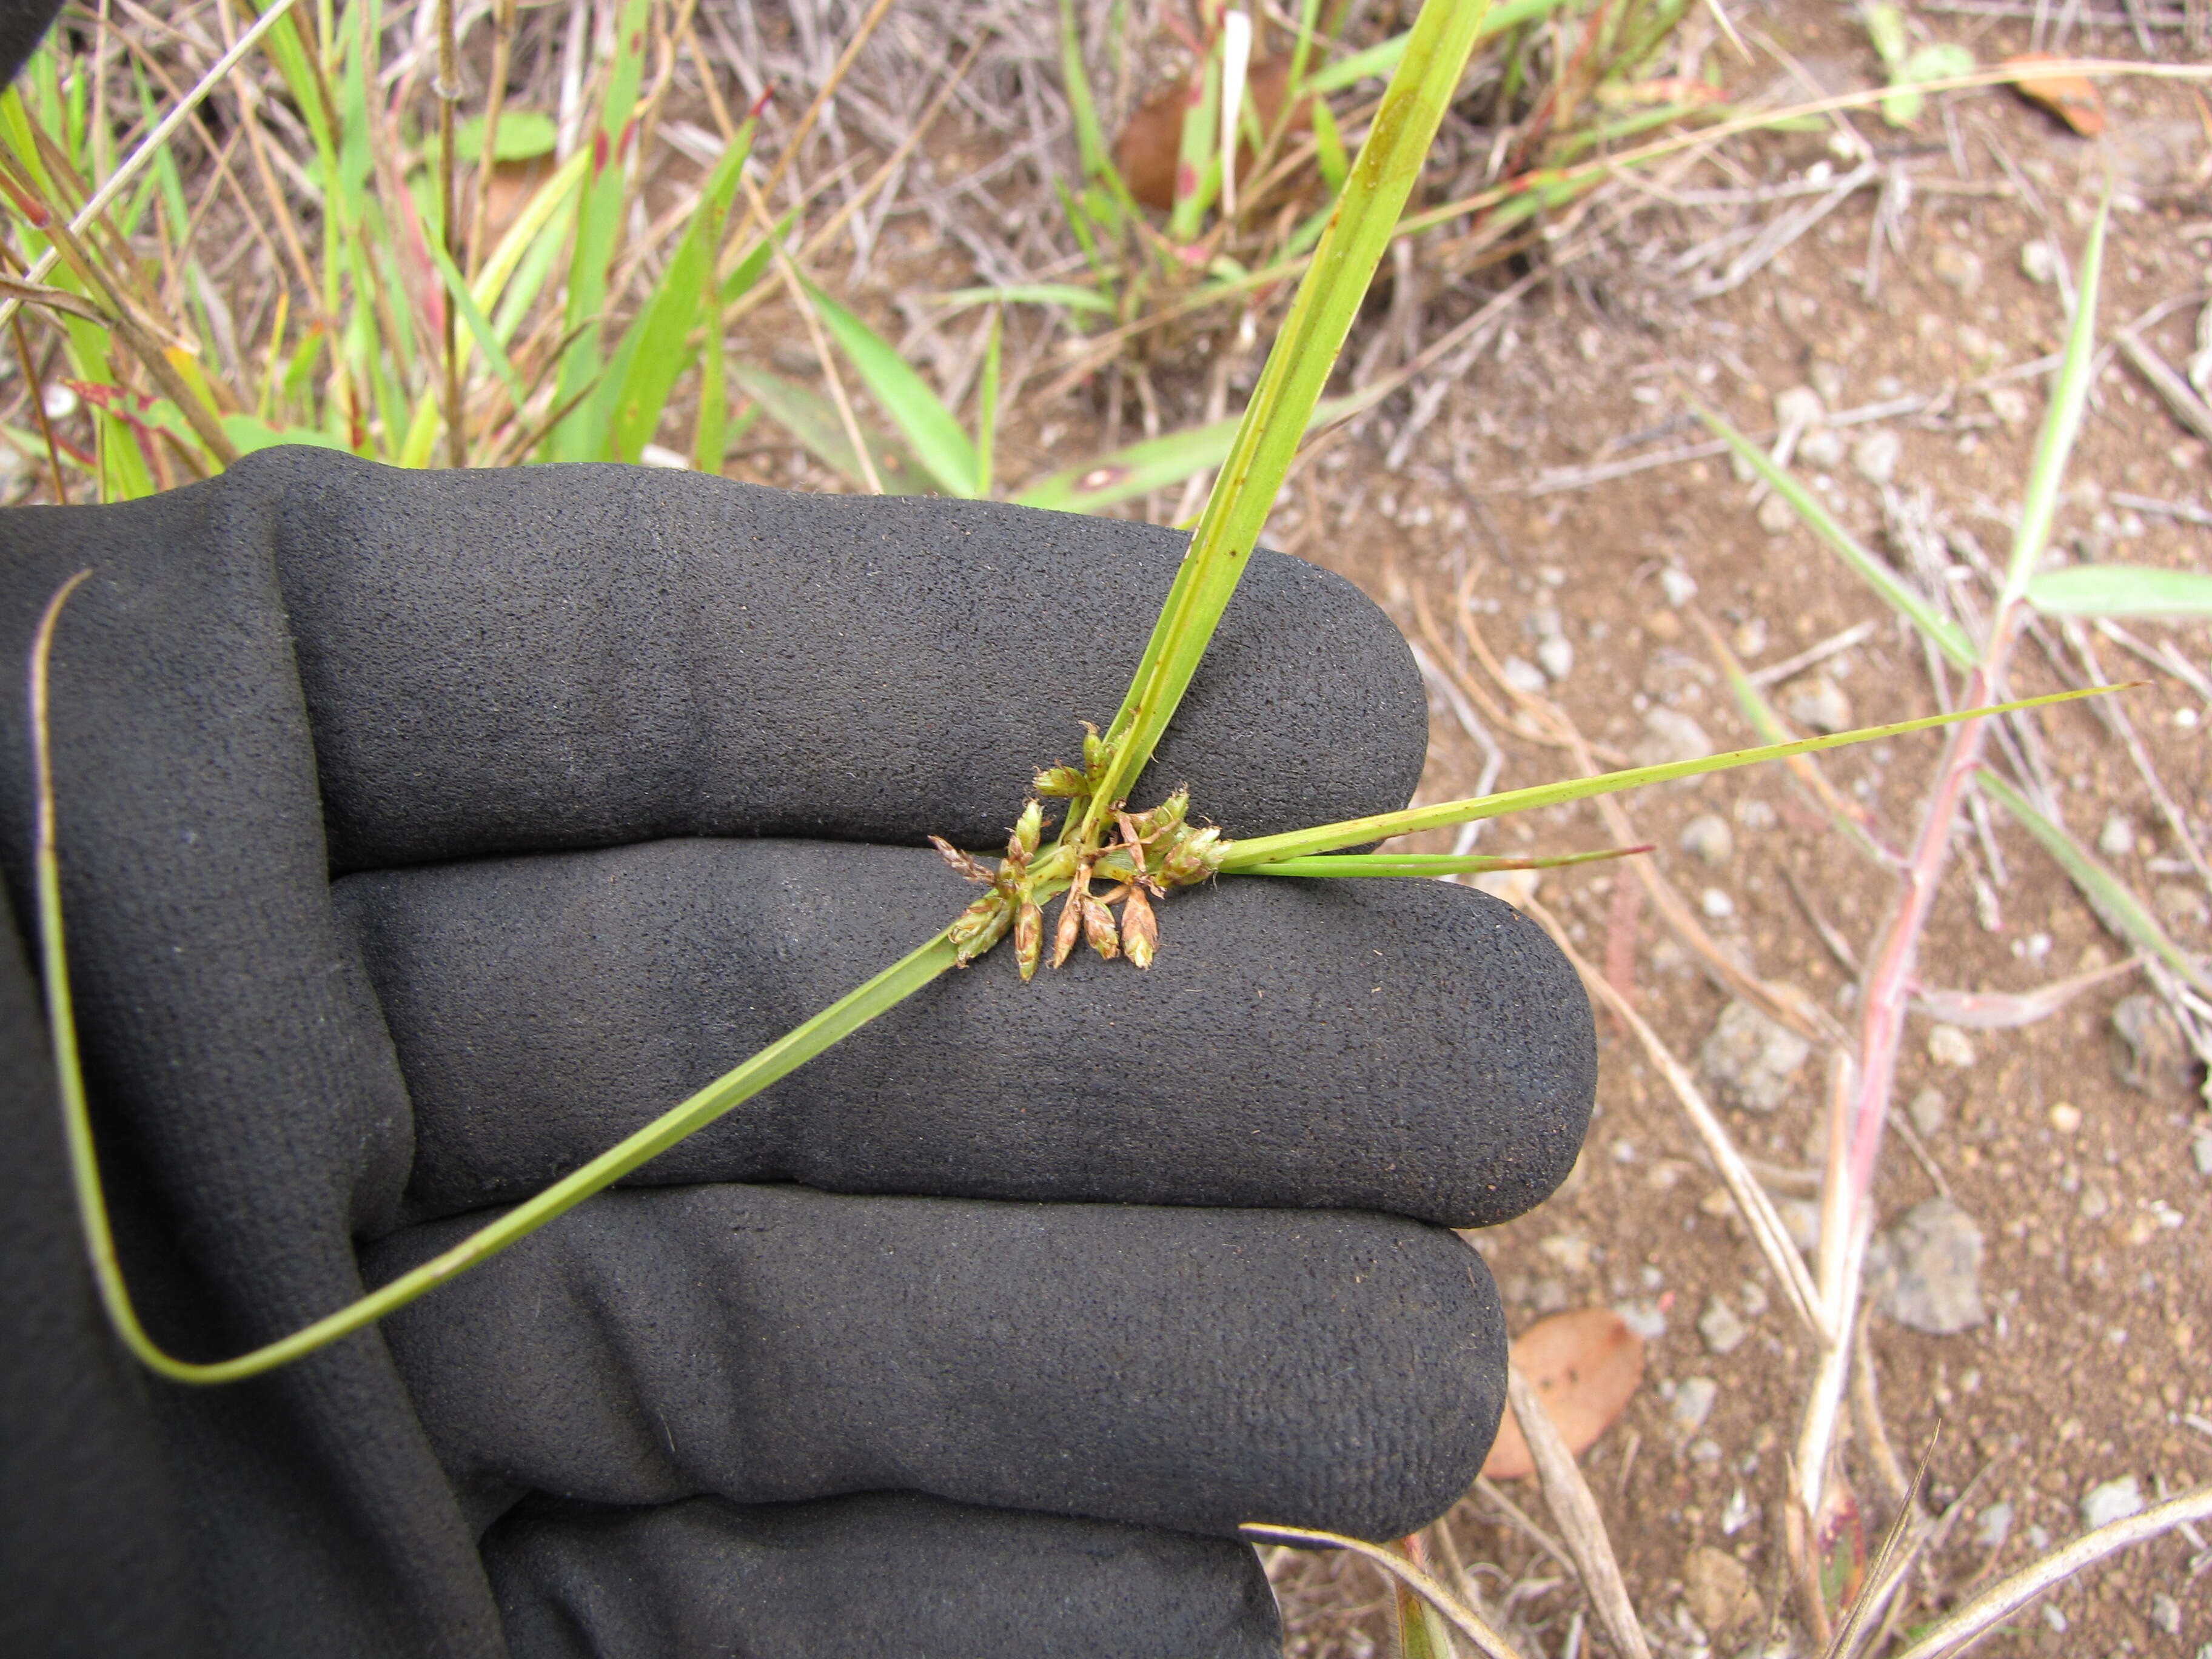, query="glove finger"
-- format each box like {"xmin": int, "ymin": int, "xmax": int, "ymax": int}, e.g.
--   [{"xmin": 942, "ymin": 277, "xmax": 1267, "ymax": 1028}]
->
[
  {"xmin": 227, "ymin": 449, "xmax": 1426, "ymax": 871},
  {"xmin": 483, "ymin": 1491, "xmax": 1281, "ymax": 1659},
  {"xmin": 337, "ymin": 842, "xmax": 1593, "ymax": 1230},
  {"xmin": 363, "ymin": 1185, "xmax": 1506, "ymax": 1544}
]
